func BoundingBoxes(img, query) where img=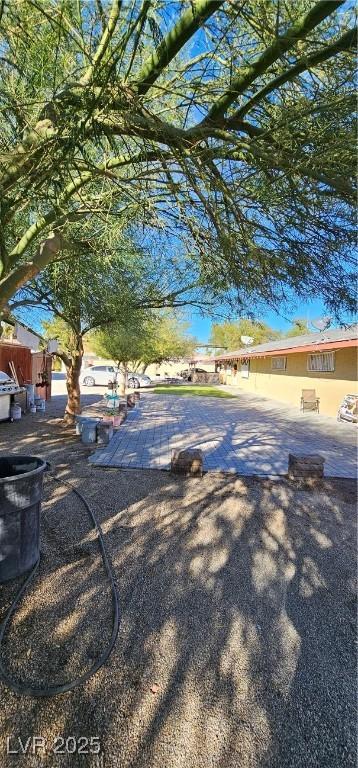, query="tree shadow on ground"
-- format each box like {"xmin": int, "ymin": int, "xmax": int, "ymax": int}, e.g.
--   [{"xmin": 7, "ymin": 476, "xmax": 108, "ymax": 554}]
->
[{"xmin": 0, "ymin": 457, "xmax": 356, "ymax": 768}]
